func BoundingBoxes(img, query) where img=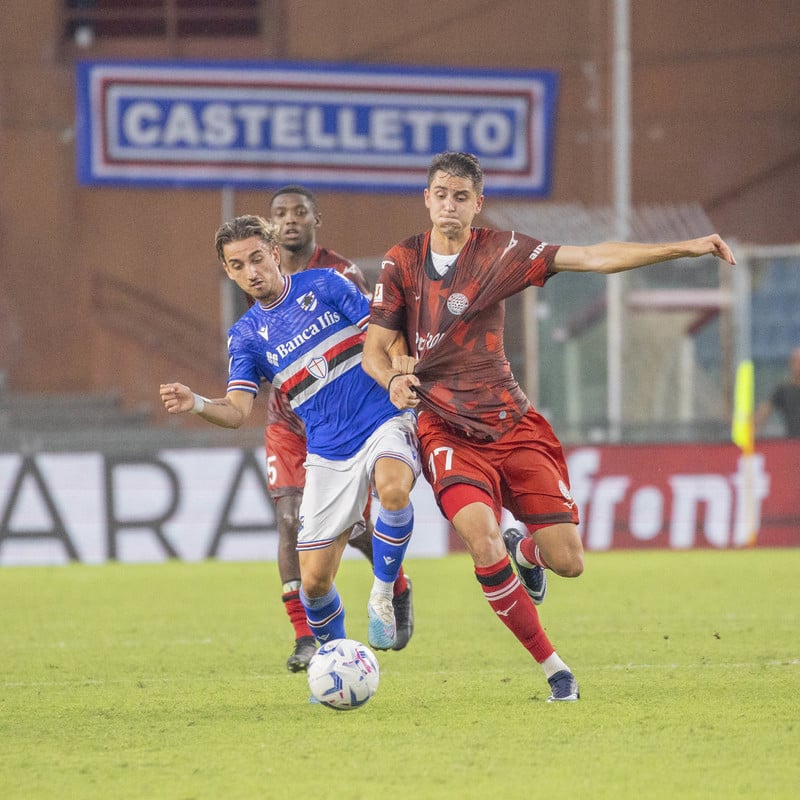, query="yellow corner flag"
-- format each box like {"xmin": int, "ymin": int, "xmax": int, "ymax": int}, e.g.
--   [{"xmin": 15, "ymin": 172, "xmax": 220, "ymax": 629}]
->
[
  {"xmin": 731, "ymin": 359, "xmax": 755, "ymax": 455},
  {"xmin": 732, "ymin": 359, "xmax": 759, "ymax": 547}
]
